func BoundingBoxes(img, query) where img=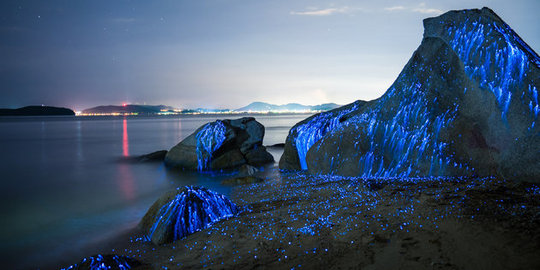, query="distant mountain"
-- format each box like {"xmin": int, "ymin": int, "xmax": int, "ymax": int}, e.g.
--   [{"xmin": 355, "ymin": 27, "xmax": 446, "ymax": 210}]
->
[
  {"xmin": 0, "ymin": 106, "xmax": 75, "ymax": 116},
  {"xmin": 234, "ymin": 102, "xmax": 340, "ymax": 112},
  {"xmin": 80, "ymin": 102, "xmax": 341, "ymax": 115},
  {"xmin": 82, "ymin": 105, "xmax": 177, "ymax": 115}
]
